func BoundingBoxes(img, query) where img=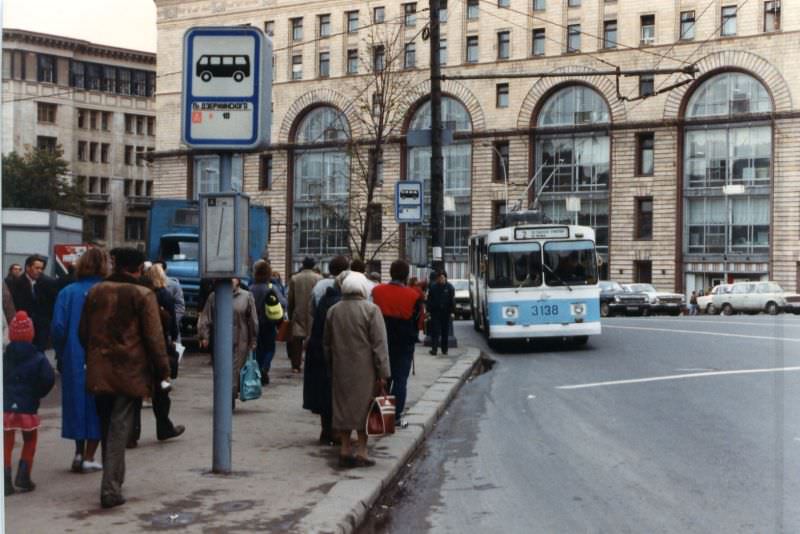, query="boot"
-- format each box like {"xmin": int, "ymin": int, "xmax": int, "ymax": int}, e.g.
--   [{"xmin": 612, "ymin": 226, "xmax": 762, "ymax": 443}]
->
[
  {"xmin": 14, "ymin": 460, "xmax": 35, "ymax": 492},
  {"xmin": 4, "ymin": 467, "xmax": 14, "ymax": 496}
]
